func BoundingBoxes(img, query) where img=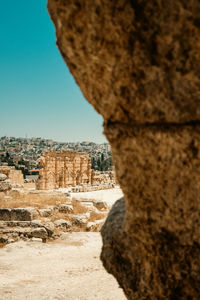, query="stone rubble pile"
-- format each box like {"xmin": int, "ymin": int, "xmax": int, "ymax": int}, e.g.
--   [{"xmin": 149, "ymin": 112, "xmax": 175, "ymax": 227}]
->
[{"xmin": 0, "ymin": 199, "xmax": 108, "ymax": 245}]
